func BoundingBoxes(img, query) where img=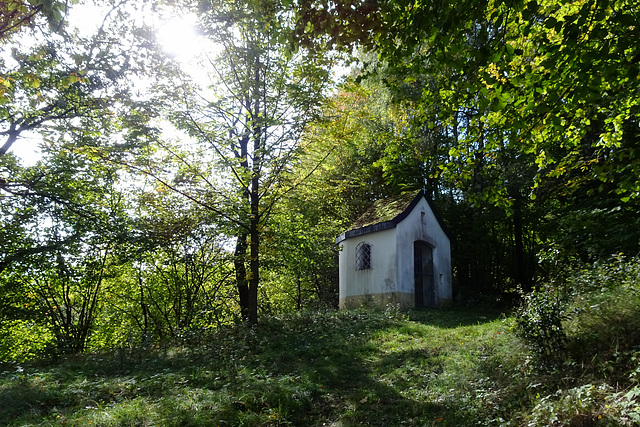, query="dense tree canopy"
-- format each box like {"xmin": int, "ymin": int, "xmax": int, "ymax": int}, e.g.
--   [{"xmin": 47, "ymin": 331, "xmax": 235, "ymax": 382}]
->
[
  {"xmin": 373, "ymin": 0, "xmax": 640, "ymax": 202},
  {"xmin": 1, "ymin": 0, "xmax": 639, "ymax": 359}
]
